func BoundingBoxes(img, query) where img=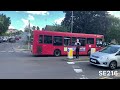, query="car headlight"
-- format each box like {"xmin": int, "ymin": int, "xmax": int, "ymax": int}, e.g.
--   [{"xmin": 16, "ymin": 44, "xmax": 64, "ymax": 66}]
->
[{"xmin": 100, "ymin": 56, "xmax": 109, "ymax": 60}]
